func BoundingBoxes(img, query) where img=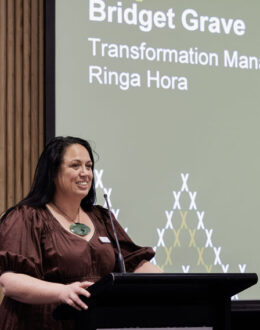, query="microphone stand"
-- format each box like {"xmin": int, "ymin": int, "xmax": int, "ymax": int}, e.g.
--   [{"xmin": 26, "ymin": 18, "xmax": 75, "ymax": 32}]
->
[{"xmin": 104, "ymin": 194, "xmax": 126, "ymax": 273}]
